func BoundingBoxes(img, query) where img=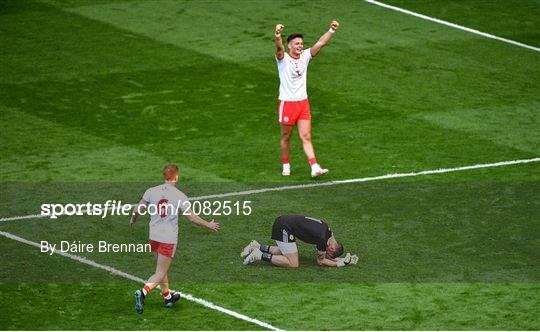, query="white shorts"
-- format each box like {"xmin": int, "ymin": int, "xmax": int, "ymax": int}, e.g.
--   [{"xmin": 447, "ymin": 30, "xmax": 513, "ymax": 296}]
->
[{"xmin": 275, "ymin": 240, "xmax": 298, "ymax": 254}]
